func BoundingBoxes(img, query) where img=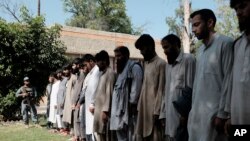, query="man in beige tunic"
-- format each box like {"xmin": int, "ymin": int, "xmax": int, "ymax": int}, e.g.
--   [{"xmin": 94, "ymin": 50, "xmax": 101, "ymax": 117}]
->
[
  {"xmin": 93, "ymin": 50, "xmax": 116, "ymax": 141},
  {"xmin": 62, "ymin": 63, "xmax": 77, "ymax": 129},
  {"xmin": 135, "ymin": 34, "xmax": 166, "ymax": 141}
]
